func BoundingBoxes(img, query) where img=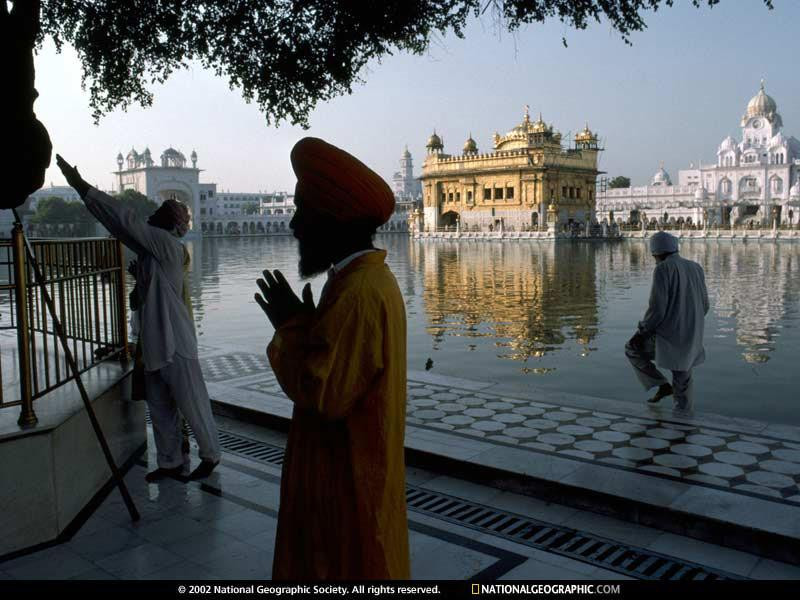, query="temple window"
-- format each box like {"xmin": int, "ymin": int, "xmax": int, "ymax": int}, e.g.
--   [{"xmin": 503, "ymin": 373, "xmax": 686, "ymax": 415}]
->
[
  {"xmin": 577, "ymin": 188, "xmax": 582, "ymax": 199},
  {"xmin": 448, "ymin": 193, "xmax": 453, "ymax": 202},
  {"xmin": 467, "ymin": 191, "xmax": 473, "ymax": 203},
  {"xmin": 562, "ymin": 186, "xmax": 567, "ymax": 198},
  {"xmin": 494, "ymin": 187, "xmax": 504, "ymax": 200},
  {"xmin": 456, "ymin": 192, "xmax": 461, "ymax": 202},
  {"xmin": 483, "ymin": 188, "xmax": 492, "ymax": 200},
  {"xmin": 506, "ymin": 187, "xmax": 514, "ymax": 199}
]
